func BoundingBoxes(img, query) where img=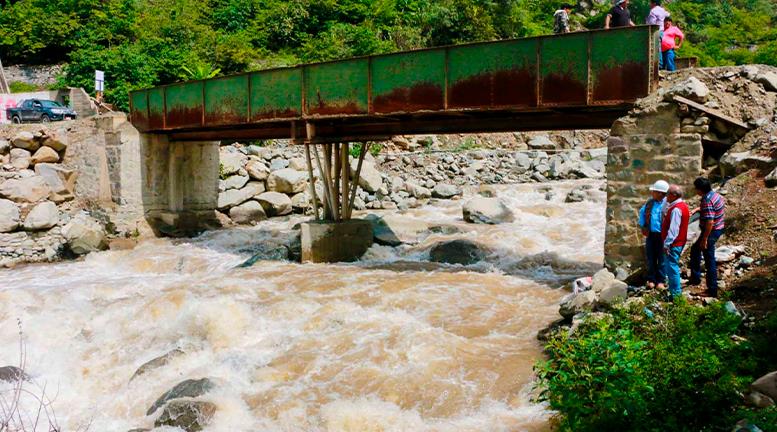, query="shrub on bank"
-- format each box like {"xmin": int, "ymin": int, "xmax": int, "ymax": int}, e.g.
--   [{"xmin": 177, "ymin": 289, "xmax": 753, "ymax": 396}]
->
[{"xmin": 534, "ymin": 298, "xmax": 759, "ymax": 432}]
